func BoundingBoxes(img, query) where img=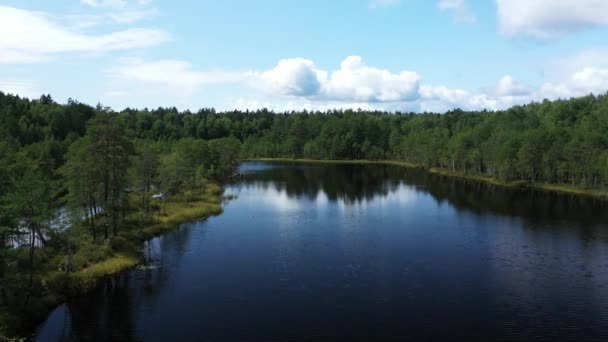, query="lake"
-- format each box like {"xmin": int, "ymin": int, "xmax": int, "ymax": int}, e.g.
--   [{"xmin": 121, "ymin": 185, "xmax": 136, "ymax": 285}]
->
[{"xmin": 36, "ymin": 161, "xmax": 608, "ymax": 341}]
